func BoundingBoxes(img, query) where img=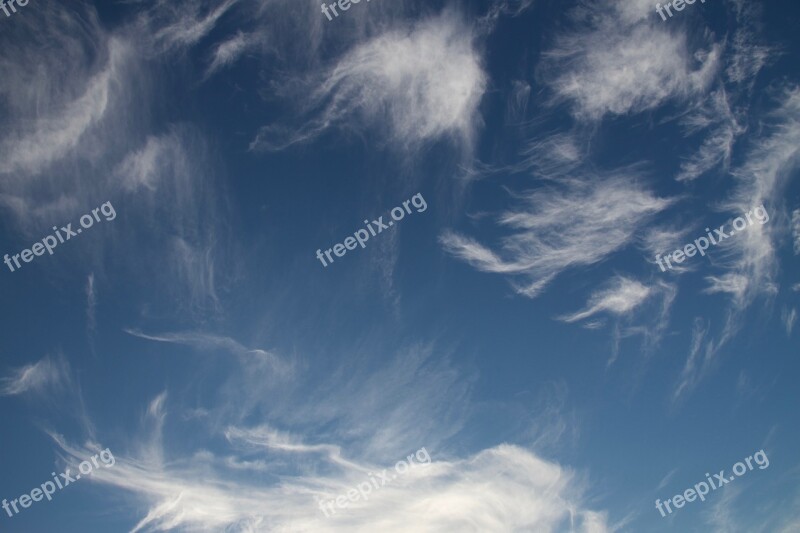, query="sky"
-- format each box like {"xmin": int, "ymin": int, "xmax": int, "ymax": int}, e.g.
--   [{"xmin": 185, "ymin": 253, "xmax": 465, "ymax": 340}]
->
[{"xmin": 0, "ymin": 0, "xmax": 798, "ymax": 531}]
